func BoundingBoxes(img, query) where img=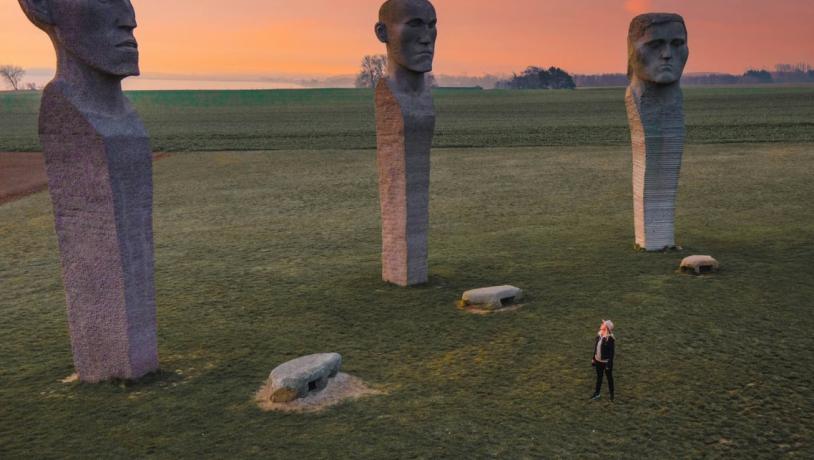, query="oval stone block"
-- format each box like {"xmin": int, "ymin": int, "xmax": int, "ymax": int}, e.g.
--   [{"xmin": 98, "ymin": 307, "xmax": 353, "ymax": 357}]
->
[
  {"xmin": 267, "ymin": 353, "xmax": 342, "ymax": 403},
  {"xmin": 680, "ymin": 255, "xmax": 720, "ymax": 274},
  {"xmin": 461, "ymin": 286, "xmax": 523, "ymax": 309}
]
